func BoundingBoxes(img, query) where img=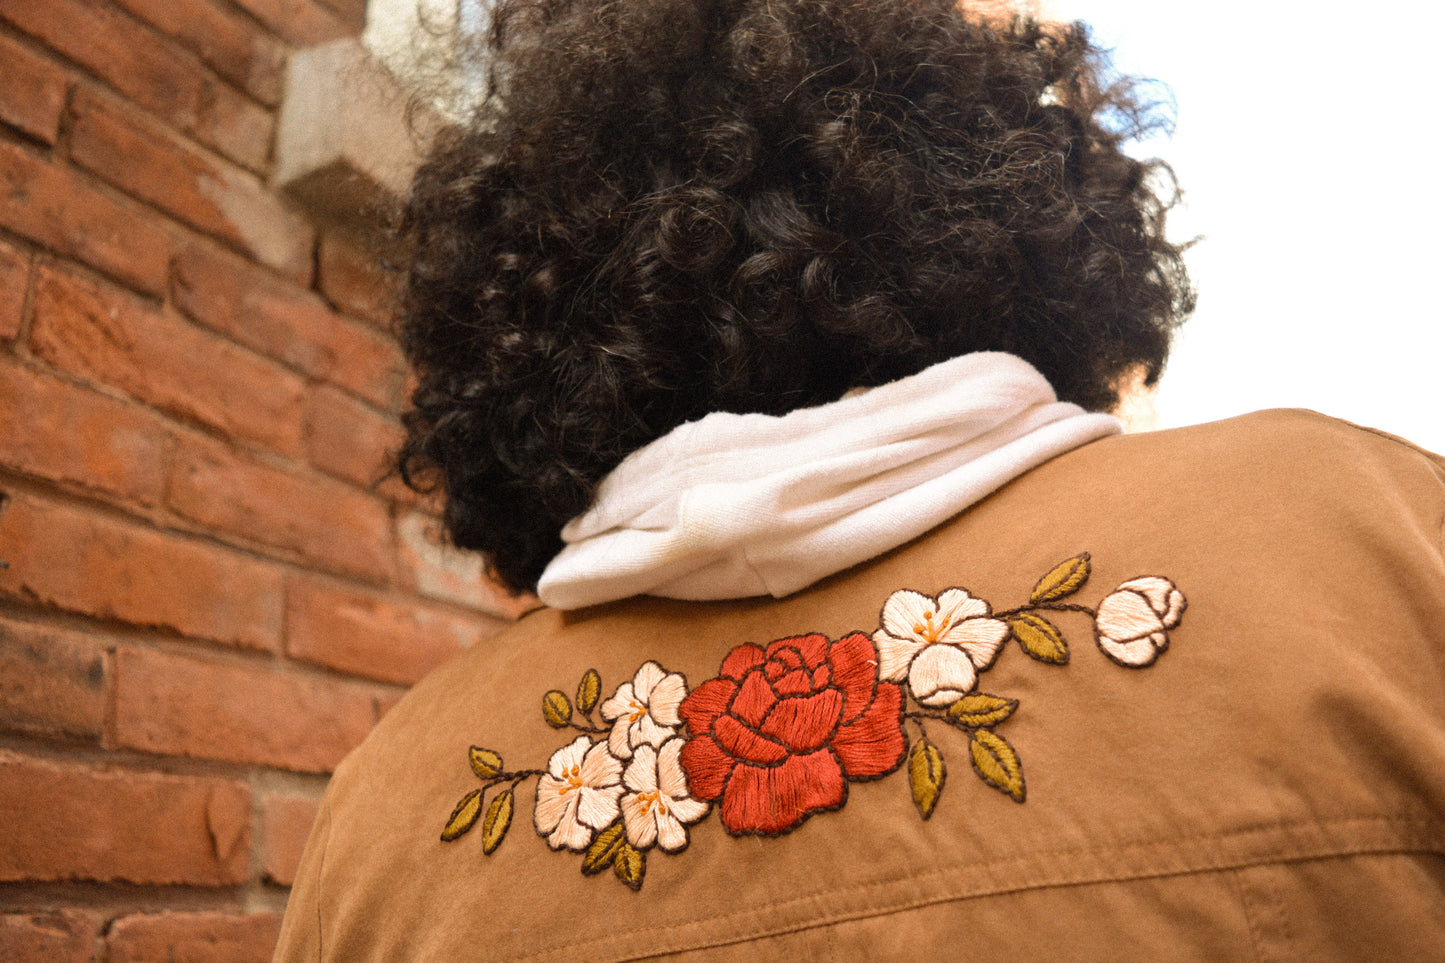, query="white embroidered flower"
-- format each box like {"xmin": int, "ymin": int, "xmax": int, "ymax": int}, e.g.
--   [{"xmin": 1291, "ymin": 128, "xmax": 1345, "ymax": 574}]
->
[
  {"xmin": 1094, "ymin": 576, "xmax": 1187, "ymax": 667},
  {"xmin": 533, "ymin": 736, "xmax": 624, "ymax": 851},
  {"xmin": 620, "ymin": 737, "xmax": 710, "ymax": 852},
  {"xmin": 600, "ymin": 661, "xmax": 687, "ymax": 759},
  {"xmin": 872, "ymin": 588, "xmax": 1010, "ymax": 707}
]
